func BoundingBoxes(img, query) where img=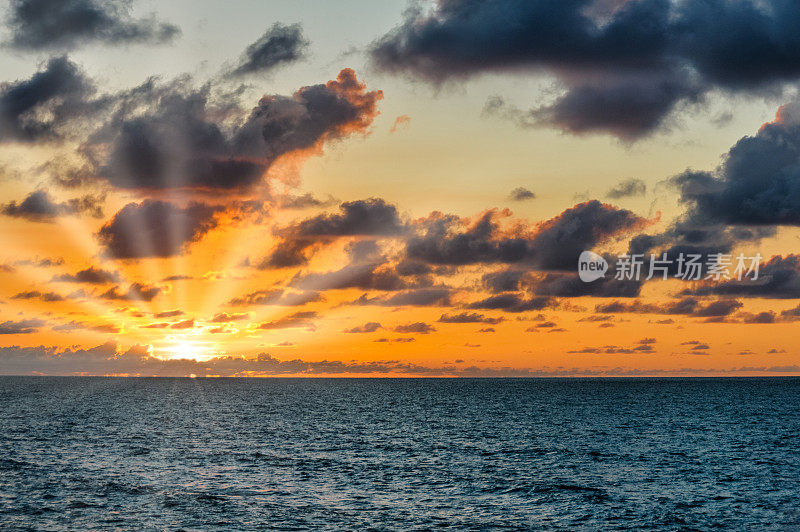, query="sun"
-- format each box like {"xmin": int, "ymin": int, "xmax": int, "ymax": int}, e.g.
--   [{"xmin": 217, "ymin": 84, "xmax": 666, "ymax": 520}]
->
[
  {"xmin": 170, "ymin": 340, "xmax": 200, "ymax": 359},
  {"xmin": 160, "ymin": 334, "xmax": 215, "ymax": 361}
]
